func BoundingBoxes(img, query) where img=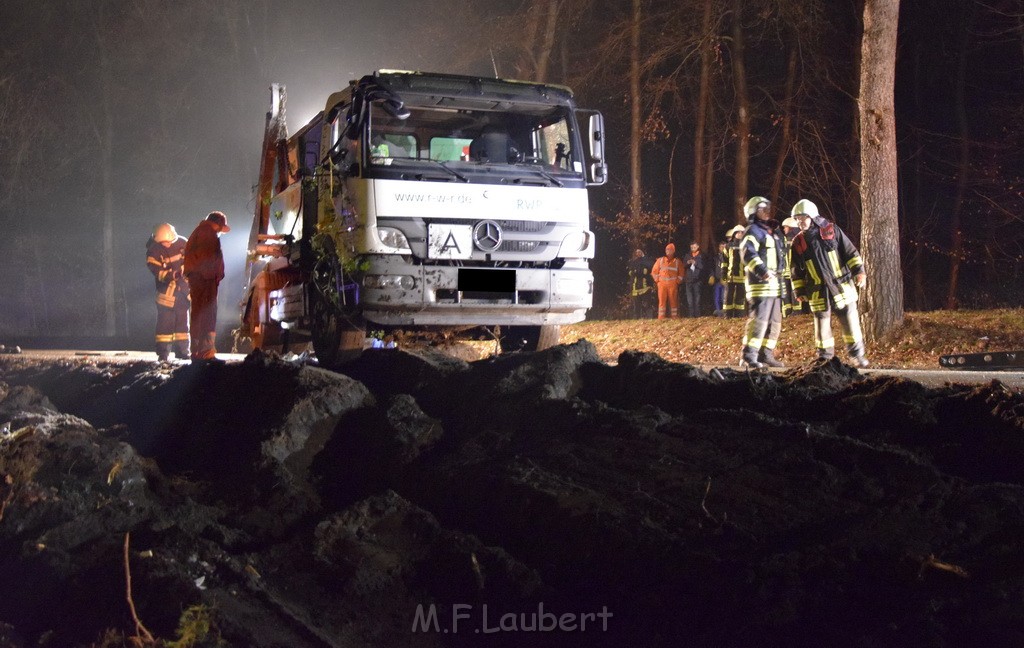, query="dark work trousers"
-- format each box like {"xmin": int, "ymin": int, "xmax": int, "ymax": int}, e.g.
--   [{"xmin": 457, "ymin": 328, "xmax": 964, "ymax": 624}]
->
[
  {"xmin": 685, "ymin": 282, "xmax": 702, "ymax": 317},
  {"xmin": 189, "ymin": 278, "xmax": 219, "ymax": 359}
]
